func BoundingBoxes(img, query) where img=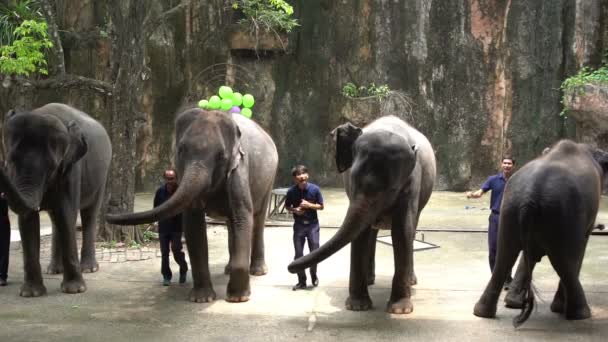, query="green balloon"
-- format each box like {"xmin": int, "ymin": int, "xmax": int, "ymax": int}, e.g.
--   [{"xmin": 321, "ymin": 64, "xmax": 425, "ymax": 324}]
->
[
  {"xmin": 220, "ymin": 98, "xmax": 233, "ymax": 111},
  {"xmin": 242, "ymin": 94, "xmax": 255, "ymax": 108},
  {"xmin": 219, "ymin": 86, "xmax": 233, "ymax": 99},
  {"xmin": 198, "ymin": 99, "xmax": 209, "ymax": 109},
  {"xmin": 209, "ymin": 95, "xmax": 221, "ymax": 109},
  {"xmin": 241, "ymin": 107, "xmax": 252, "ymax": 118},
  {"xmin": 232, "ymin": 92, "xmax": 243, "ymax": 107}
]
